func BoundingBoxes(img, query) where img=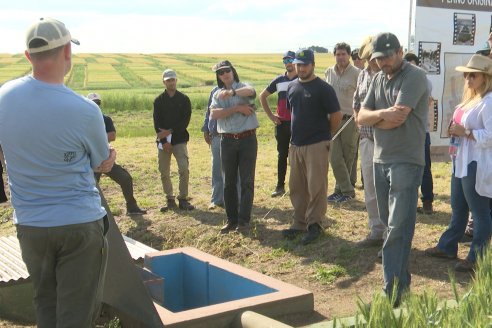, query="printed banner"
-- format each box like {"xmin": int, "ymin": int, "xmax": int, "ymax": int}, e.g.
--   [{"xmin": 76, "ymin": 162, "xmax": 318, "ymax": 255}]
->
[{"xmin": 413, "ymin": 0, "xmax": 491, "ymax": 149}]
